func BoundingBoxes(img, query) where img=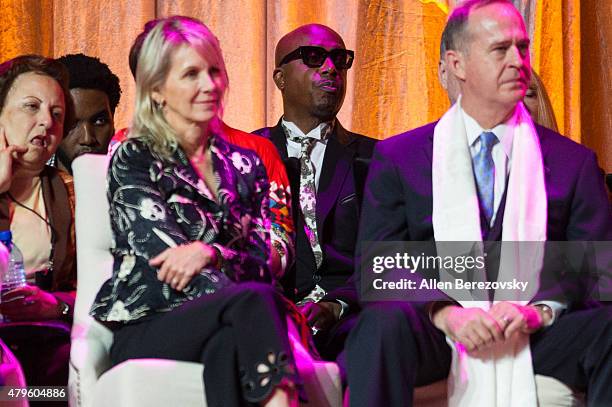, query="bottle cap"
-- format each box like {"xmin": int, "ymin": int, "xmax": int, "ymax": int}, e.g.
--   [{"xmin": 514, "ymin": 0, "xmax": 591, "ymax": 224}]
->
[{"xmin": 0, "ymin": 230, "xmax": 12, "ymax": 243}]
